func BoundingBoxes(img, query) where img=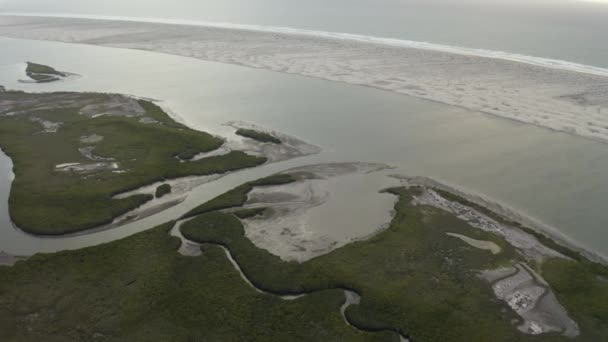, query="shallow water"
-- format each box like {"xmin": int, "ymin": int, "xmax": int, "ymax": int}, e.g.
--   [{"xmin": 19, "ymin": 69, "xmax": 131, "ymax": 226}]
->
[
  {"xmin": 244, "ymin": 163, "xmax": 397, "ymax": 262},
  {"xmin": 1, "ymin": 38, "xmax": 608, "ymax": 260}
]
